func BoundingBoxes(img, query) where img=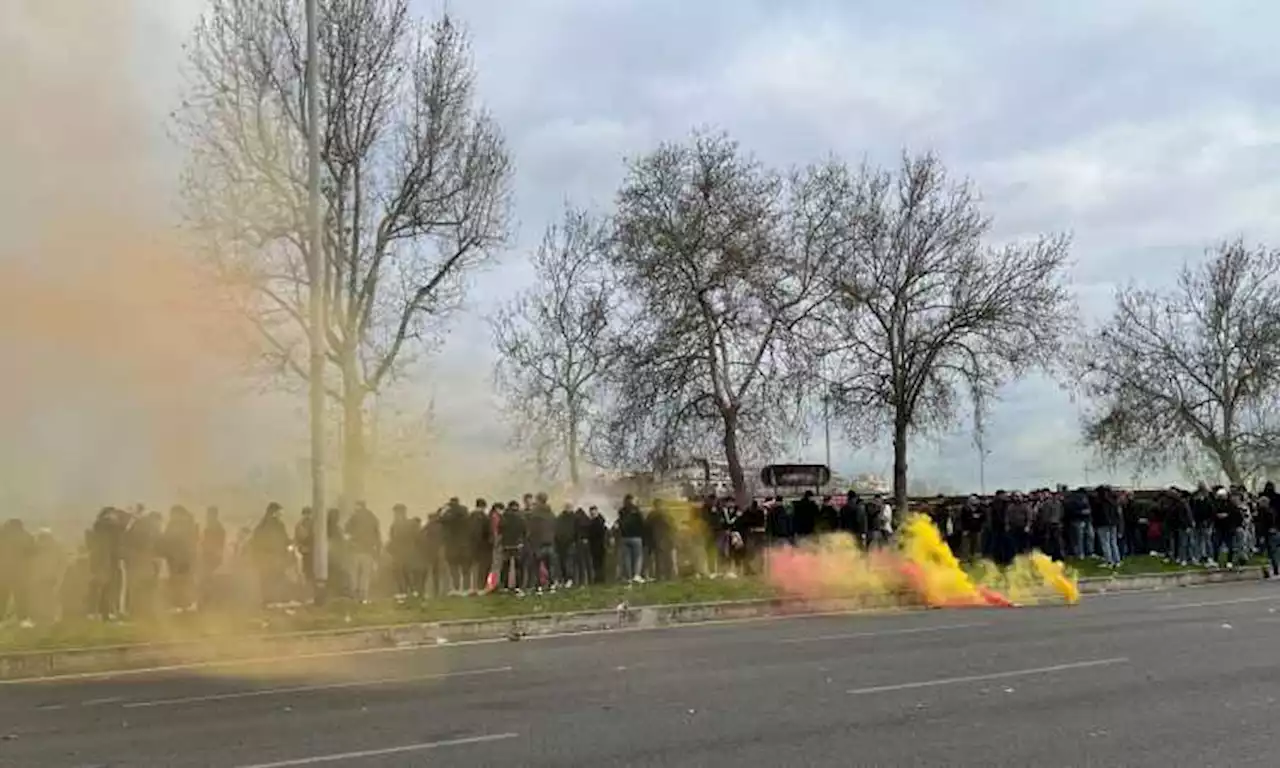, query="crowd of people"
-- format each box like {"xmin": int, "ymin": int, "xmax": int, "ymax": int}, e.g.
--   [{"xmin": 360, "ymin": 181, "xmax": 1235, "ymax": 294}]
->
[
  {"xmin": 1, "ymin": 481, "xmax": 1277, "ymax": 625},
  {"xmin": 922, "ymin": 483, "xmax": 1278, "ymax": 572}
]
